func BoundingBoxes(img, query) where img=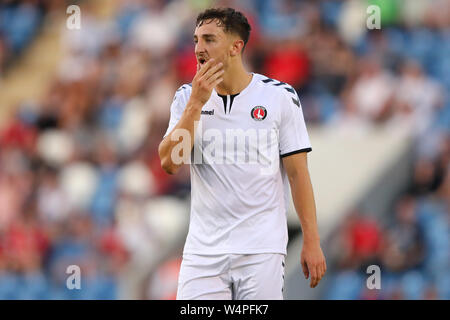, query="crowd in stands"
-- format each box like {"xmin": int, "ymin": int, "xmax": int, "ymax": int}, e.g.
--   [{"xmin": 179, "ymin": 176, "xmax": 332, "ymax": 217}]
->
[
  {"xmin": 318, "ymin": 0, "xmax": 449, "ymax": 300},
  {"xmin": 326, "ymin": 144, "xmax": 449, "ymax": 299},
  {"xmin": 0, "ymin": 0, "xmax": 448, "ymax": 299}
]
